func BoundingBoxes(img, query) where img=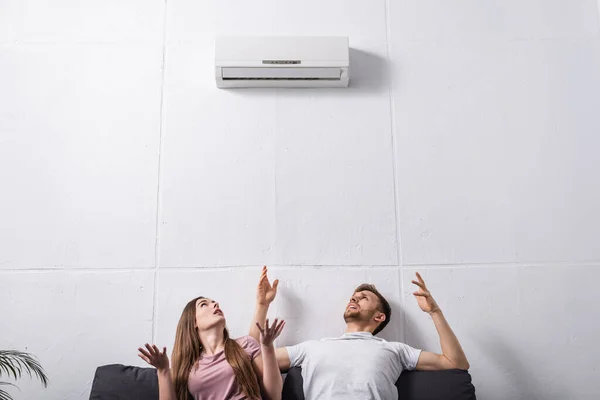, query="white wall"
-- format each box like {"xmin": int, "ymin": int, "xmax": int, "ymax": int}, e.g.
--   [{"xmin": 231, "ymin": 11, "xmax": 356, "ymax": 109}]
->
[{"xmin": 1, "ymin": 1, "xmax": 599, "ymax": 399}]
